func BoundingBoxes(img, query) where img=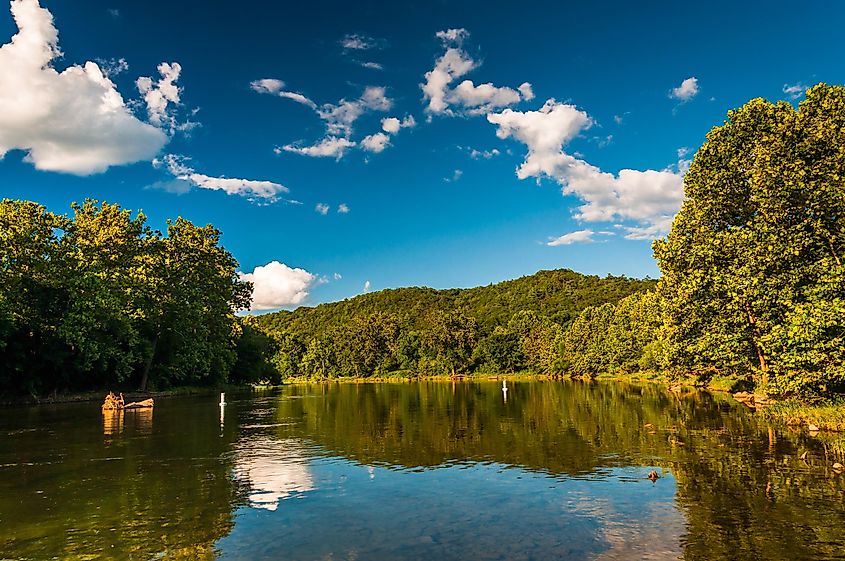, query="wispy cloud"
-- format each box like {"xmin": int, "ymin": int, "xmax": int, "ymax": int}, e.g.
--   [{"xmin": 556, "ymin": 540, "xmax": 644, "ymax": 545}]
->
[{"xmin": 783, "ymin": 82, "xmax": 807, "ymax": 100}]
